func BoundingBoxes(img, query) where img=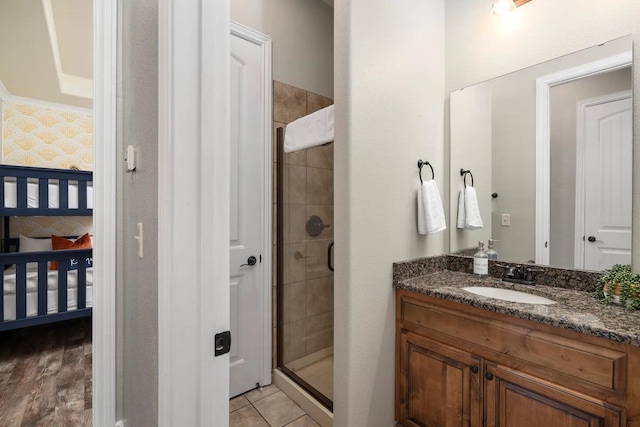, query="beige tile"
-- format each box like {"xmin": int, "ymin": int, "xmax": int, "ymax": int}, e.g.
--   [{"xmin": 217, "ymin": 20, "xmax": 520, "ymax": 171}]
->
[
  {"xmin": 272, "ymin": 285, "xmax": 278, "ymax": 327},
  {"xmin": 305, "ymin": 311, "xmax": 333, "ymax": 336},
  {"xmin": 307, "ymin": 144, "xmax": 333, "ymax": 170},
  {"xmin": 272, "ymin": 244, "xmax": 278, "ymax": 287},
  {"xmin": 286, "ymin": 415, "xmax": 321, "ymax": 427},
  {"xmin": 285, "ymin": 149, "xmax": 307, "ymax": 167},
  {"xmin": 287, "ymin": 204, "xmax": 307, "ymax": 244},
  {"xmin": 284, "ymin": 243, "xmax": 306, "ymax": 284},
  {"xmin": 282, "ymin": 323, "xmax": 291, "ymax": 364},
  {"xmin": 272, "ymin": 326, "xmax": 278, "ymax": 369},
  {"xmin": 306, "ymin": 329, "xmax": 333, "ymax": 355},
  {"xmin": 293, "ymin": 356, "xmax": 334, "ymax": 401},
  {"xmin": 306, "ymin": 92, "xmax": 333, "ymax": 115},
  {"xmin": 283, "ymin": 281, "xmax": 306, "ymax": 323},
  {"xmin": 305, "ymin": 205, "xmax": 333, "ymax": 240},
  {"xmin": 274, "ymin": 81, "xmax": 307, "ymax": 124},
  {"xmin": 305, "ymin": 240, "xmax": 332, "ymax": 280},
  {"xmin": 306, "ymin": 167, "xmax": 333, "ymax": 205},
  {"xmin": 305, "ymin": 276, "xmax": 333, "ymax": 317},
  {"xmin": 253, "ymin": 391, "xmax": 306, "ymax": 427},
  {"xmin": 283, "ymin": 319, "xmax": 307, "ymax": 363},
  {"xmin": 286, "ymin": 165, "xmax": 307, "ymax": 204},
  {"xmin": 229, "ymin": 395, "xmax": 250, "ymax": 413},
  {"xmin": 229, "ymin": 404, "xmax": 269, "ymax": 427},
  {"xmin": 245, "ymin": 384, "xmax": 280, "ymax": 403}
]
